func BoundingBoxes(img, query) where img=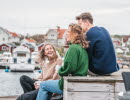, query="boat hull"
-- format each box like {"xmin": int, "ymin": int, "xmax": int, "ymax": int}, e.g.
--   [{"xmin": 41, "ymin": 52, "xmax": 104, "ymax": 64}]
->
[{"xmin": 10, "ymin": 63, "xmax": 35, "ymax": 72}]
